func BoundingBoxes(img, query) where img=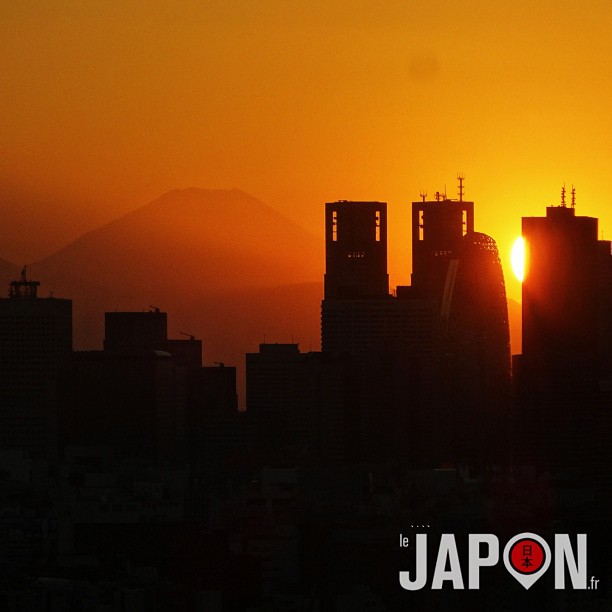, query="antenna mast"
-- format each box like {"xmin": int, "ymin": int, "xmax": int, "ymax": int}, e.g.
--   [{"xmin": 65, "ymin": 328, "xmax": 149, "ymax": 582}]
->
[
  {"xmin": 457, "ymin": 174, "xmax": 465, "ymax": 202},
  {"xmin": 561, "ymin": 184, "xmax": 566, "ymax": 207}
]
